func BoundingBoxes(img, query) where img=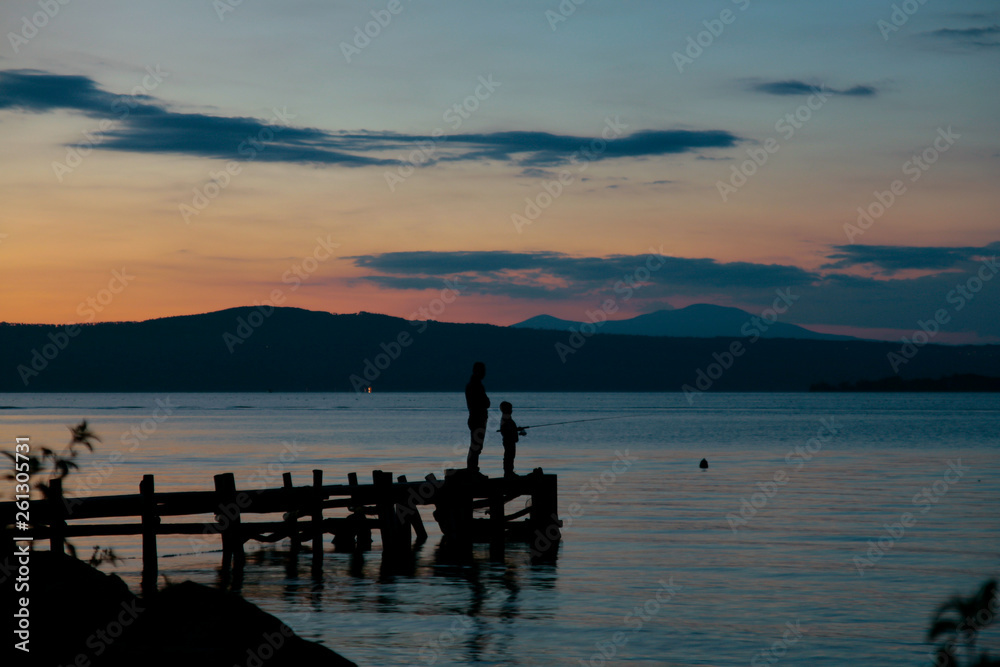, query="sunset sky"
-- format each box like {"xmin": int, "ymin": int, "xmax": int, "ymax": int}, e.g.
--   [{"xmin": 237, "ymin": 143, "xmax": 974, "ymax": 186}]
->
[{"xmin": 1, "ymin": 0, "xmax": 998, "ymax": 342}]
